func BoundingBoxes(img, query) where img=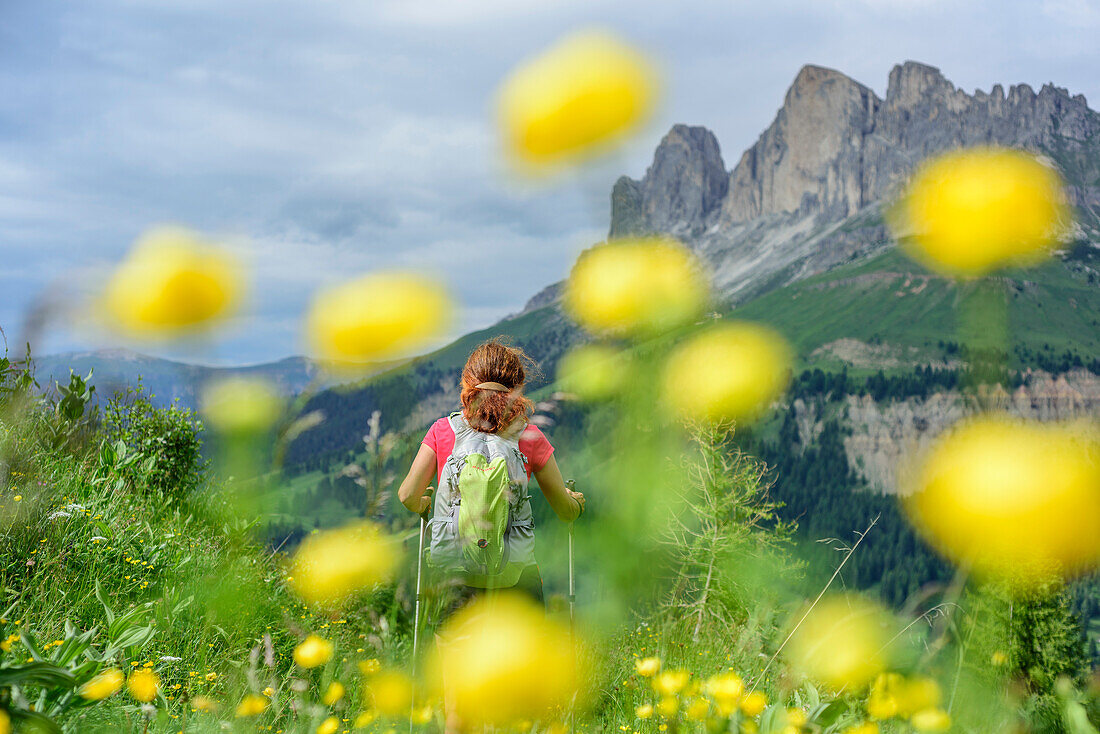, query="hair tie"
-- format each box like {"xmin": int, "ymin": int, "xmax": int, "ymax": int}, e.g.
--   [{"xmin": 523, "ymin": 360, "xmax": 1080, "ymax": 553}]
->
[{"xmin": 475, "ymin": 382, "xmax": 510, "ymax": 392}]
